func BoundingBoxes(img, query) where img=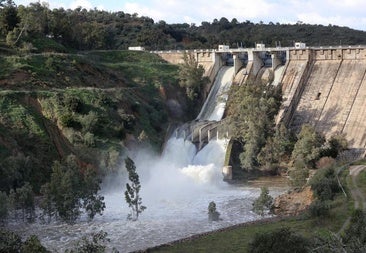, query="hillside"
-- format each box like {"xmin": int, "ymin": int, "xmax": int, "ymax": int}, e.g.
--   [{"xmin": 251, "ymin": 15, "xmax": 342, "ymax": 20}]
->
[
  {"xmin": 0, "ymin": 50, "xmax": 186, "ymax": 193},
  {"xmin": 1, "ymin": 3, "xmax": 366, "ymax": 52}
]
